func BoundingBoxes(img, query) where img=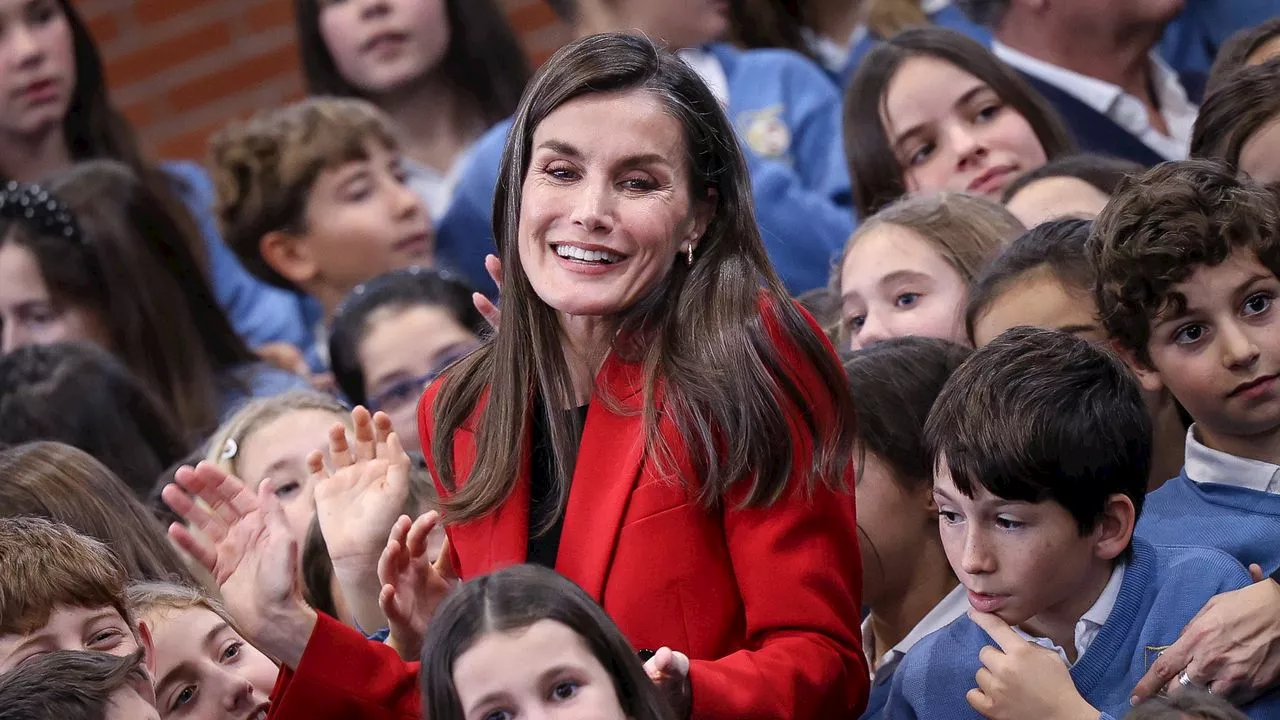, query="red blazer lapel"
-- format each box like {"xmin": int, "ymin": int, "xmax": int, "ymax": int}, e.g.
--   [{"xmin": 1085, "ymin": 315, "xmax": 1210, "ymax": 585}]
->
[{"xmin": 555, "ymin": 354, "xmax": 648, "ymax": 600}]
